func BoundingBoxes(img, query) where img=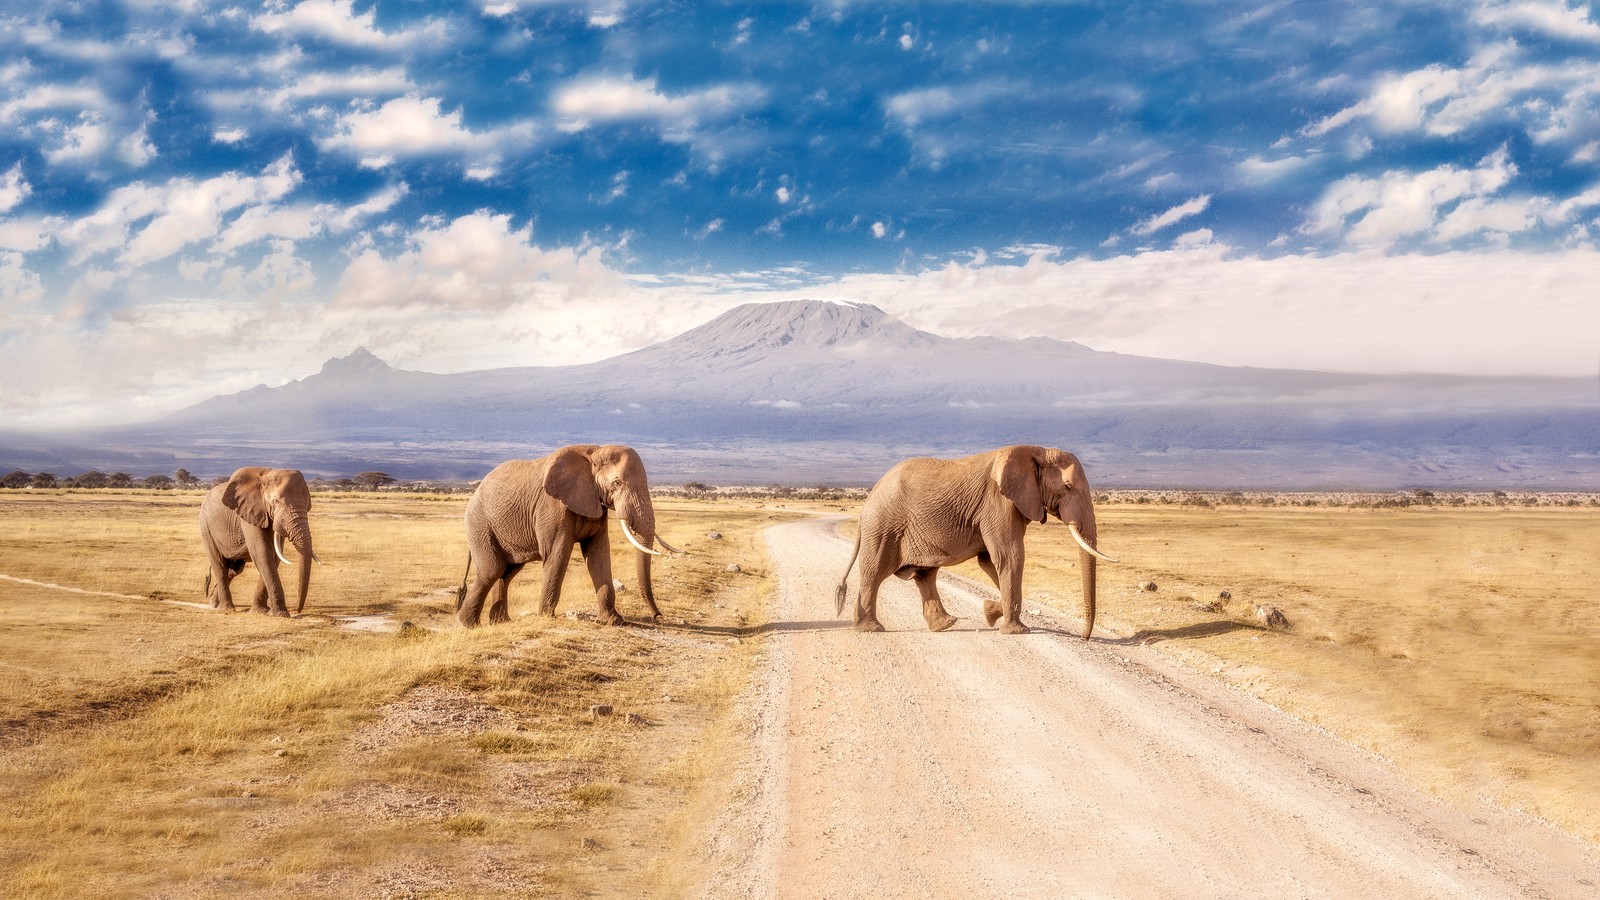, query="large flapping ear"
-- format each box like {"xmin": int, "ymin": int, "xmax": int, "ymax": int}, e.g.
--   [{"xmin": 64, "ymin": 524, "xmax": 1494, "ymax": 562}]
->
[
  {"xmin": 222, "ymin": 467, "xmax": 273, "ymax": 528},
  {"xmin": 542, "ymin": 447, "xmax": 605, "ymax": 519},
  {"xmin": 991, "ymin": 446, "xmax": 1047, "ymax": 524}
]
